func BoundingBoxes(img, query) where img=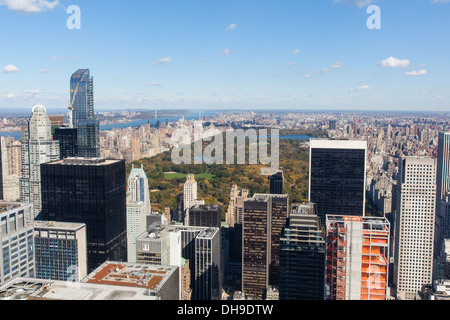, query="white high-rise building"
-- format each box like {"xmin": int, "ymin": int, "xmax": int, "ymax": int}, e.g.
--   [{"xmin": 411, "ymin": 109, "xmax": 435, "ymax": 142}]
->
[
  {"xmin": 126, "ymin": 164, "xmax": 151, "ymax": 262},
  {"xmin": 183, "ymin": 174, "xmax": 204, "ymax": 212},
  {"xmin": 393, "ymin": 156, "xmax": 436, "ymax": 300},
  {"xmin": 20, "ymin": 105, "xmax": 60, "ymax": 217}
]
